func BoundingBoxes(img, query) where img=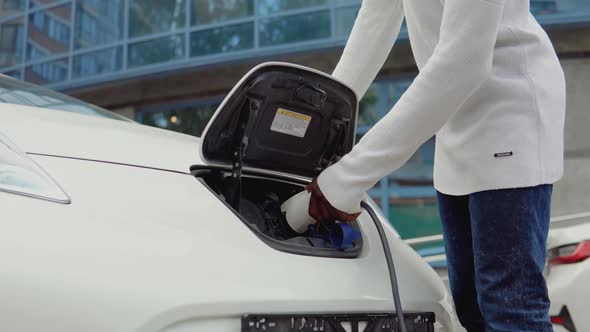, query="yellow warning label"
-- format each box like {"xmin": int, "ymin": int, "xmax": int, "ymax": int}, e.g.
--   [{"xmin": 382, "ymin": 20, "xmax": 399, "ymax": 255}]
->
[
  {"xmin": 276, "ymin": 108, "xmax": 312, "ymax": 121},
  {"xmin": 270, "ymin": 108, "xmax": 312, "ymax": 138}
]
